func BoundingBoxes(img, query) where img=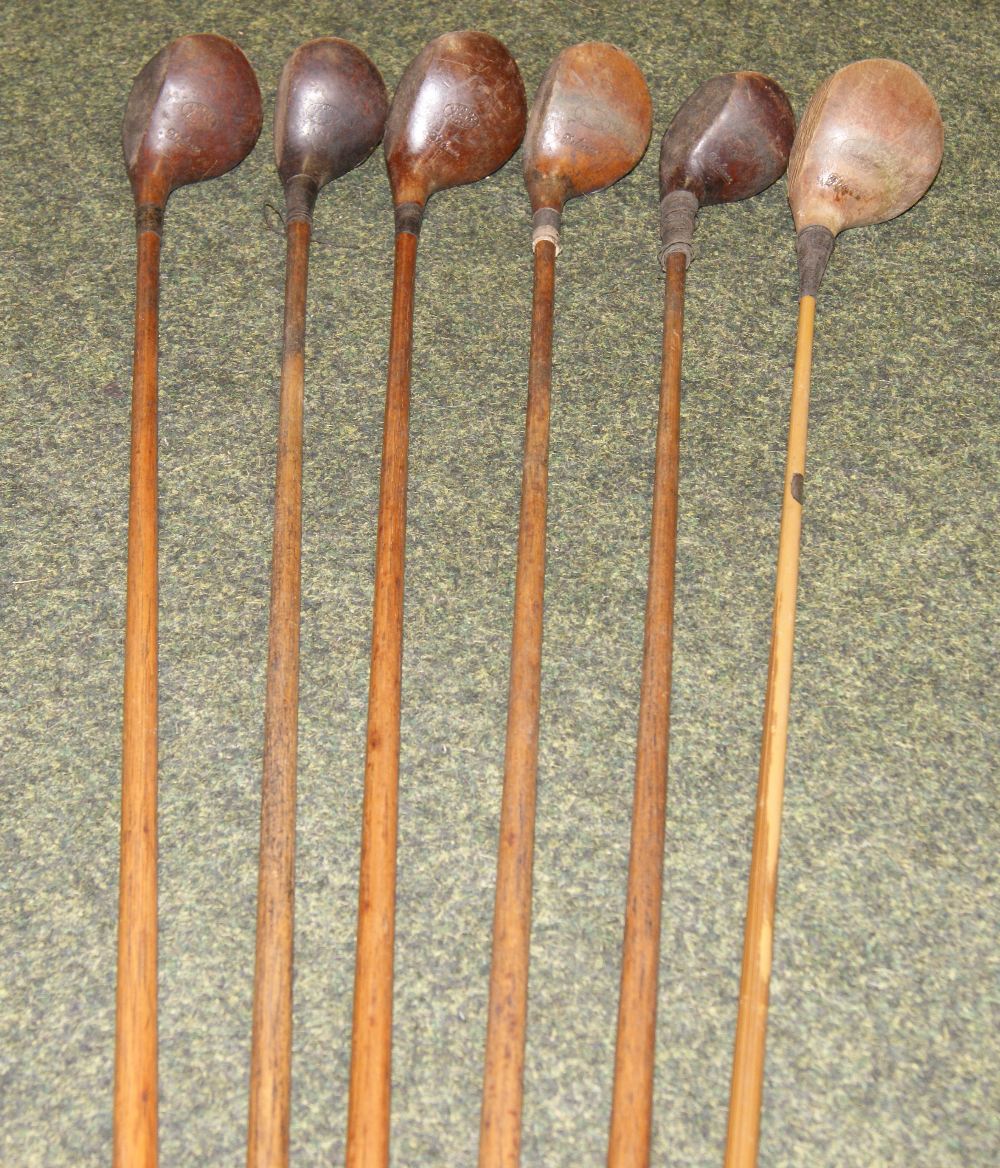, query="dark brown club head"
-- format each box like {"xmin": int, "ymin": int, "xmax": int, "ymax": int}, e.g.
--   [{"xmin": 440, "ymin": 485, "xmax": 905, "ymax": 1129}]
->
[
  {"xmin": 383, "ymin": 30, "xmax": 527, "ymax": 209},
  {"xmin": 659, "ymin": 72, "xmax": 795, "ymax": 205},
  {"xmin": 787, "ymin": 58, "xmax": 943, "ymax": 236},
  {"xmin": 523, "ymin": 41, "xmax": 652, "ymax": 213},
  {"xmin": 123, "ymin": 34, "xmax": 262, "ymax": 209},
  {"xmin": 274, "ymin": 38, "xmax": 388, "ymax": 193}
]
